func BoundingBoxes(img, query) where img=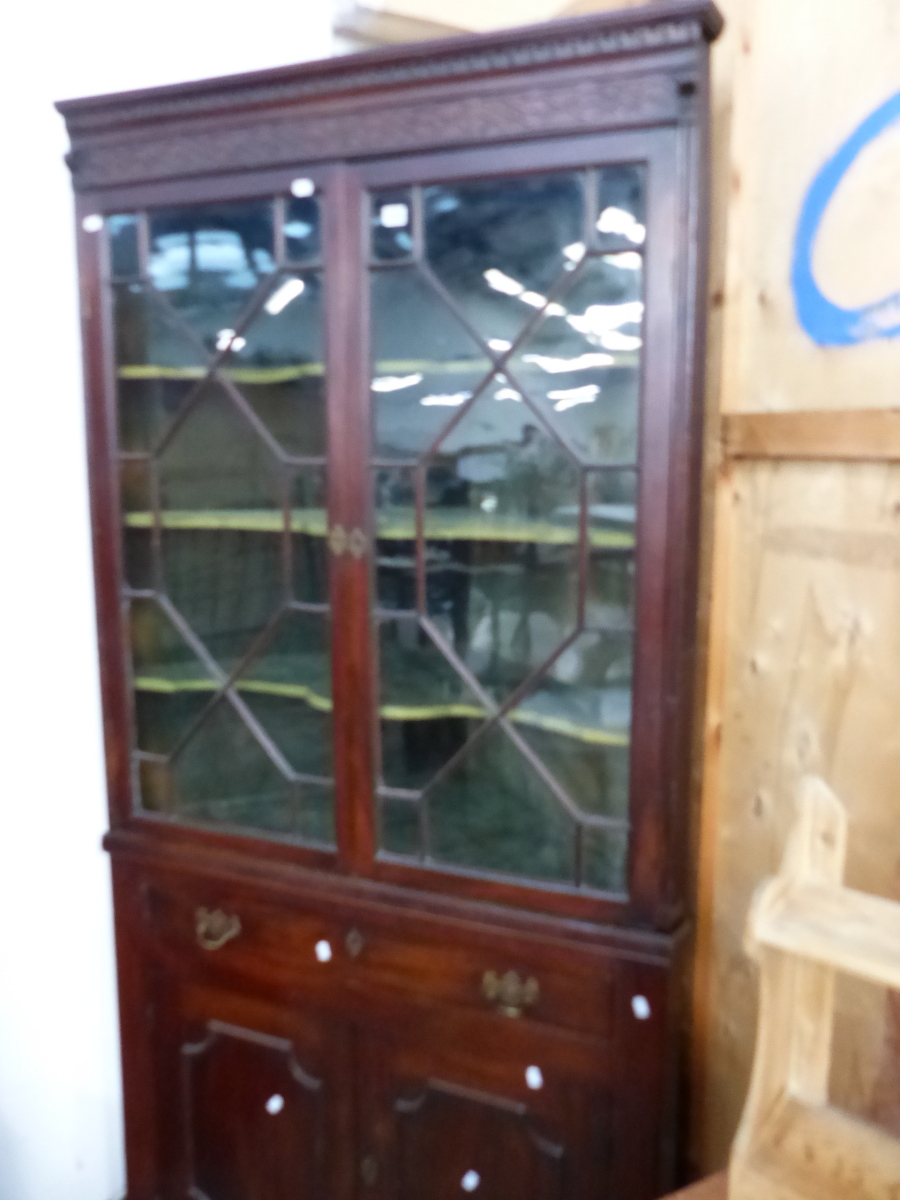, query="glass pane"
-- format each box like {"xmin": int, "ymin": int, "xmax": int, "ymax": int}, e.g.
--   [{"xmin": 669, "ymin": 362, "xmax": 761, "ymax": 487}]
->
[
  {"xmin": 428, "ymin": 725, "xmax": 576, "ymax": 882},
  {"xmin": 158, "ymin": 382, "xmax": 284, "ymax": 668},
  {"xmin": 425, "ymin": 390, "xmax": 581, "ymax": 703},
  {"xmin": 374, "ymin": 467, "xmax": 420, "ymax": 612},
  {"xmin": 380, "ymin": 797, "xmax": 420, "ymax": 857},
  {"xmin": 378, "ymin": 615, "xmax": 486, "ymax": 790},
  {"xmin": 113, "ymin": 283, "xmax": 206, "ymax": 452},
  {"xmin": 424, "ymin": 172, "xmax": 584, "ymax": 342},
  {"xmin": 148, "ymin": 200, "xmax": 276, "ymax": 353},
  {"xmin": 236, "ymin": 610, "xmax": 334, "ymax": 777},
  {"xmin": 371, "ymin": 268, "xmax": 491, "ymax": 459},
  {"xmin": 508, "ymin": 255, "xmax": 643, "ymax": 462},
  {"xmin": 170, "ymin": 698, "xmax": 295, "ymax": 834},
  {"xmin": 586, "ymin": 470, "xmax": 637, "ymax": 630},
  {"xmin": 129, "ymin": 598, "xmax": 216, "ymax": 754},
  {"xmin": 223, "ymin": 271, "xmax": 325, "ymax": 456},
  {"xmin": 108, "ymin": 214, "xmax": 139, "ymax": 277},
  {"xmin": 295, "ymin": 783, "xmax": 335, "ymax": 845},
  {"xmin": 595, "ymin": 165, "xmax": 646, "ymax": 250},
  {"xmin": 372, "ymin": 189, "xmax": 414, "ymax": 261},
  {"xmin": 290, "ymin": 470, "xmax": 328, "ymax": 605},
  {"xmin": 284, "ymin": 193, "xmax": 321, "ymax": 262},
  {"xmin": 158, "ymin": 380, "xmax": 283, "ymax": 512},
  {"xmin": 121, "ymin": 459, "xmax": 154, "ymax": 590},
  {"xmin": 111, "ymin": 197, "xmax": 334, "ymax": 851},
  {"xmin": 512, "ymin": 630, "xmax": 632, "ymax": 819},
  {"xmin": 368, "ymin": 167, "xmax": 650, "ymax": 891},
  {"xmin": 582, "ymin": 826, "xmax": 628, "ymax": 892}
]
